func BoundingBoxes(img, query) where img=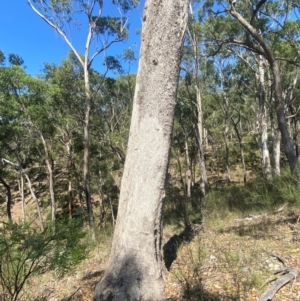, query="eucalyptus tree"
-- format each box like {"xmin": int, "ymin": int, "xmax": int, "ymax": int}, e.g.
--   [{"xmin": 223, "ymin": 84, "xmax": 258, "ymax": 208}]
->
[
  {"xmin": 91, "ymin": 74, "xmax": 135, "ymax": 225},
  {"xmin": 0, "ymin": 60, "xmax": 46, "ymax": 229},
  {"xmin": 182, "ymin": 4, "xmax": 209, "ymax": 195},
  {"xmin": 27, "ymin": 0, "xmax": 139, "ymax": 237},
  {"xmin": 199, "ymin": 0, "xmax": 300, "ymax": 178},
  {"xmin": 42, "ymin": 54, "xmax": 88, "ymax": 219},
  {"xmin": 94, "ymin": 0, "xmax": 189, "ymax": 299},
  {"xmin": 174, "ymin": 83, "xmax": 196, "ymax": 199}
]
